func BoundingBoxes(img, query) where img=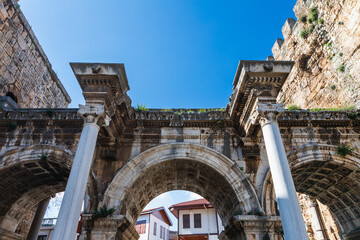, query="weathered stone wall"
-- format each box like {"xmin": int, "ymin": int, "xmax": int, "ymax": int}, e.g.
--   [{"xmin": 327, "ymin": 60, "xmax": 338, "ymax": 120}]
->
[
  {"xmin": 273, "ymin": 0, "xmax": 360, "ymax": 109},
  {"xmin": 0, "ymin": 0, "xmax": 70, "ymax": 108}
]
